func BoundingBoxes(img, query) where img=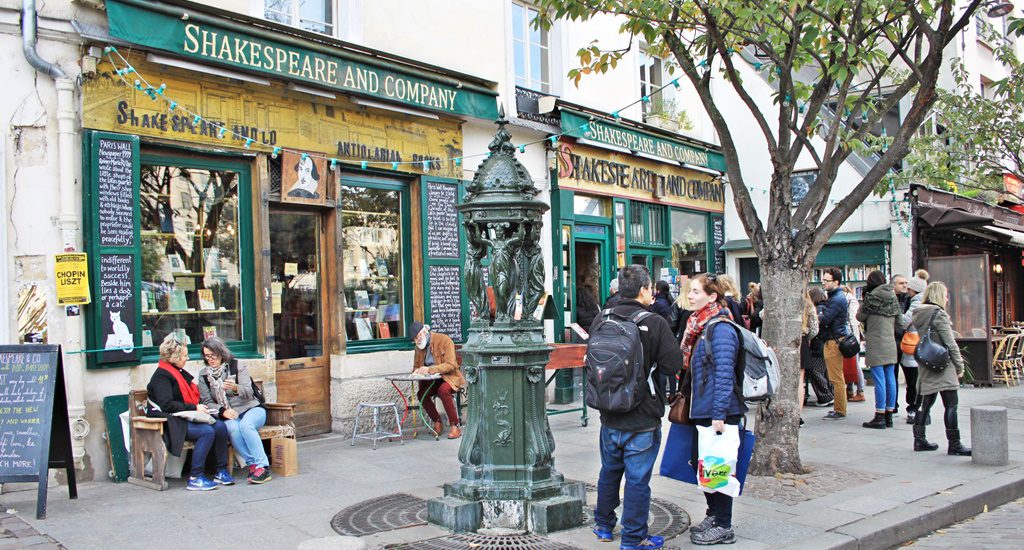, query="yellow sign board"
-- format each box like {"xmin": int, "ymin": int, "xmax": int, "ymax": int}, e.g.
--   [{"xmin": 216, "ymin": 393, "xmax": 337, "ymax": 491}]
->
[
  {"xmin": 554, "ymin": 141, "xmax": 726, "ymax": 213},
  {"xmin": 55, "ymin": 253, "xmax": 91, "ymax": 305},
  {"xmin": 82, "ymin": 53, "xmax": 464, "ymax": 178}
]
